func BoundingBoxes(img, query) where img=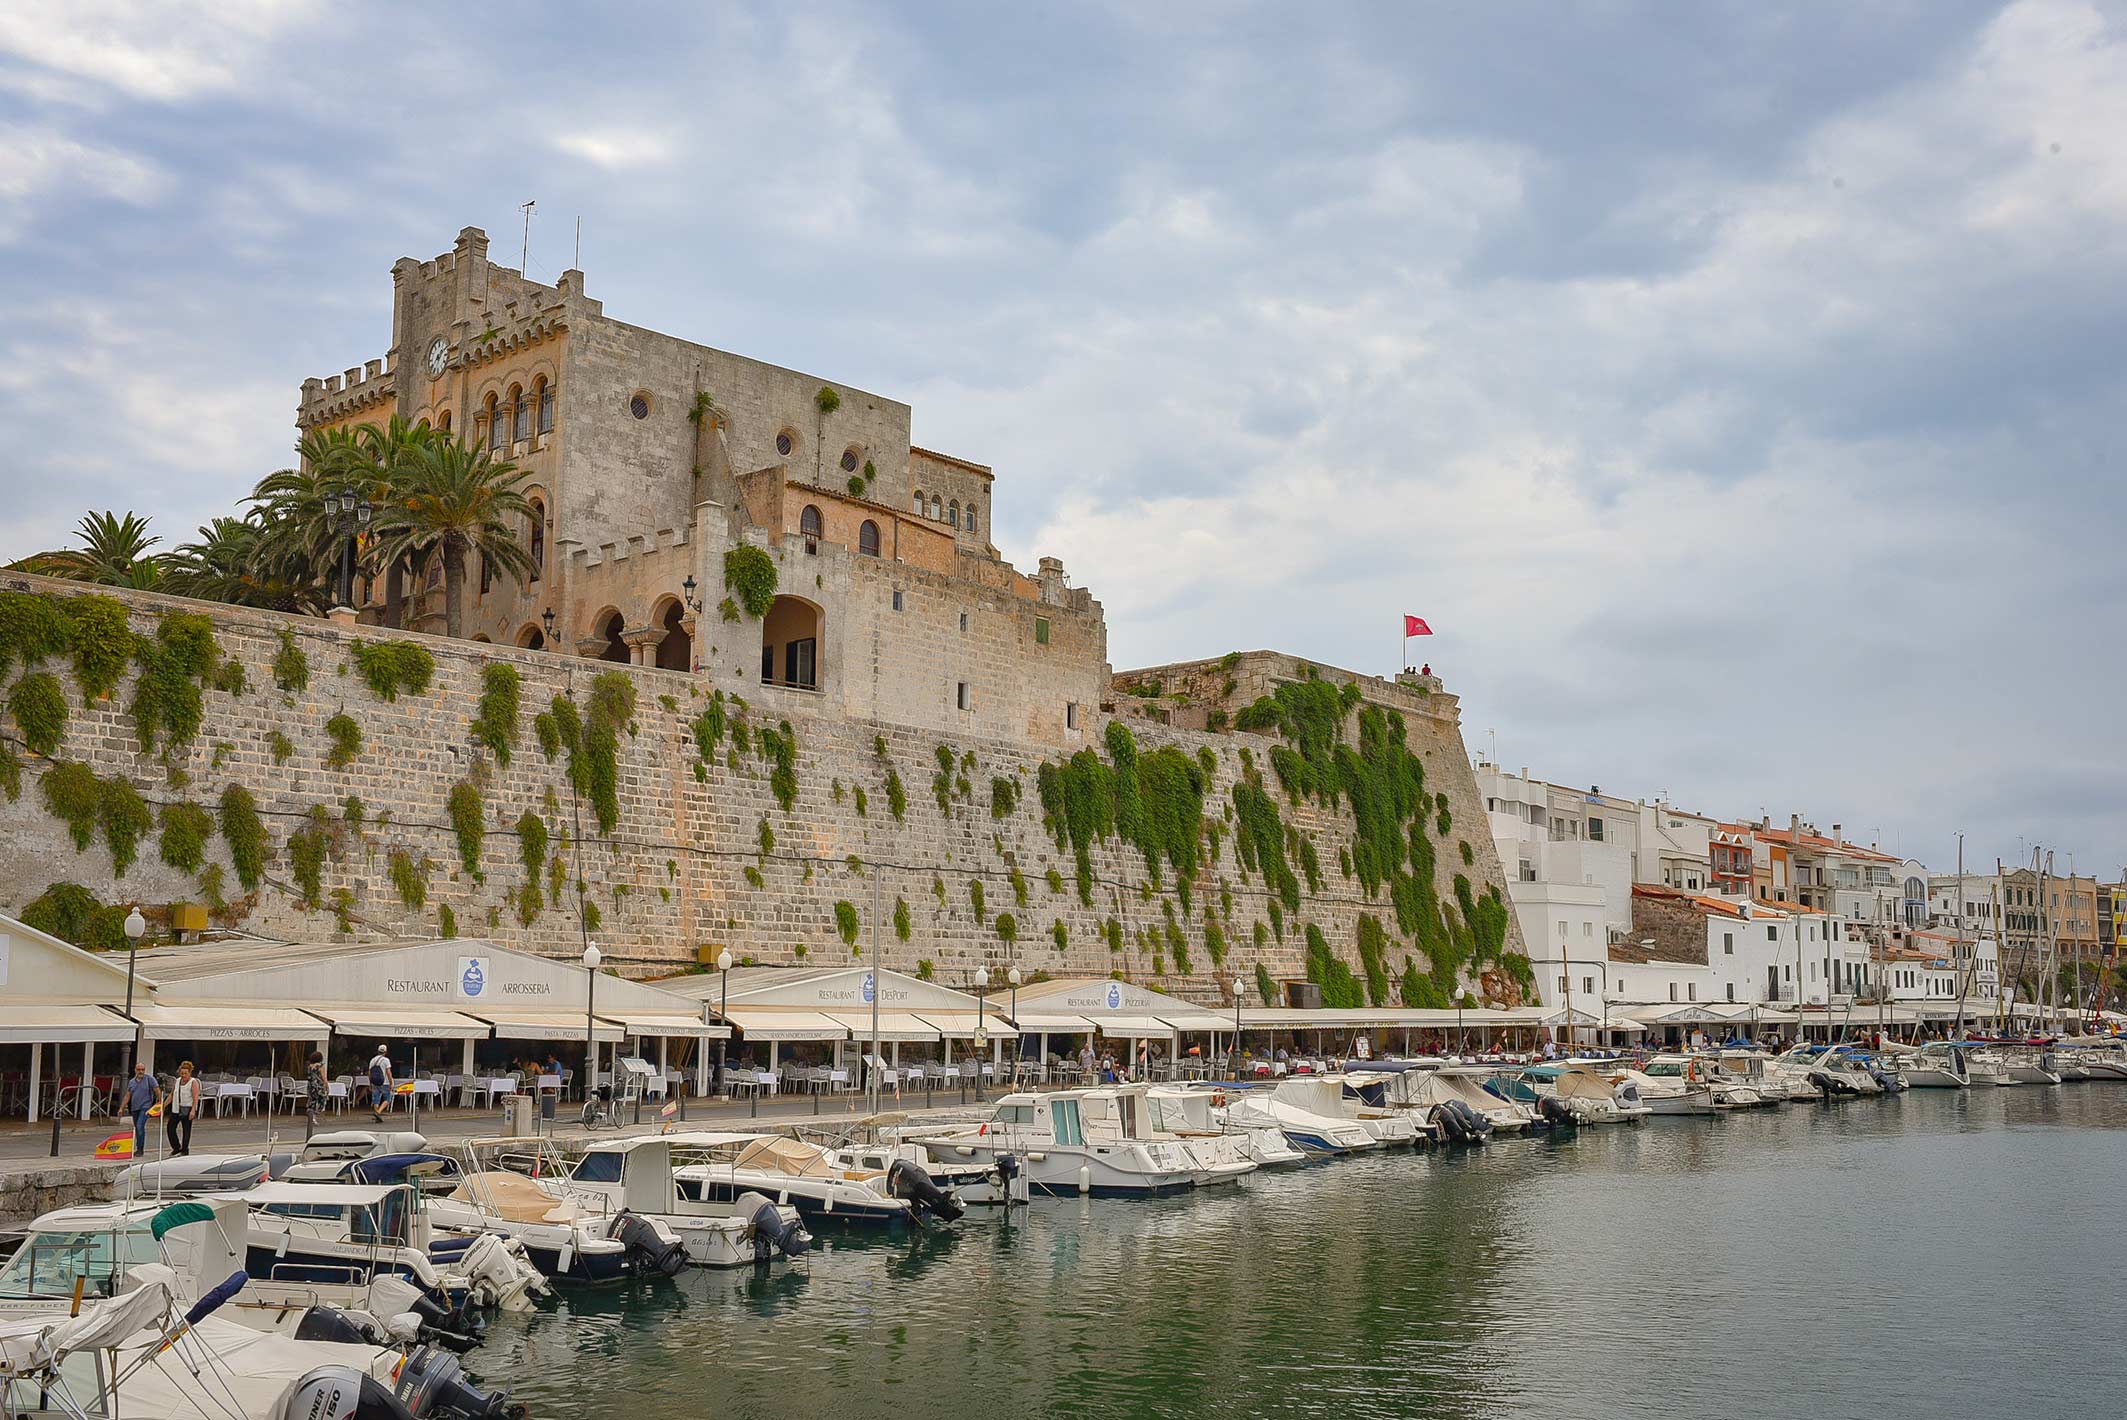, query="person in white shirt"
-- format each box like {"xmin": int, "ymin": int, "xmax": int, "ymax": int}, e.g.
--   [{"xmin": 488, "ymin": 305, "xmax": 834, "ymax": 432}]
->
[
  {"xmin": 366, "ymin": 1046, "xmax": 394, "ymax": 1122},
  {"xmin": 167, "ymin": 1061, "xmax": 201, "ymax": 1156}
]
